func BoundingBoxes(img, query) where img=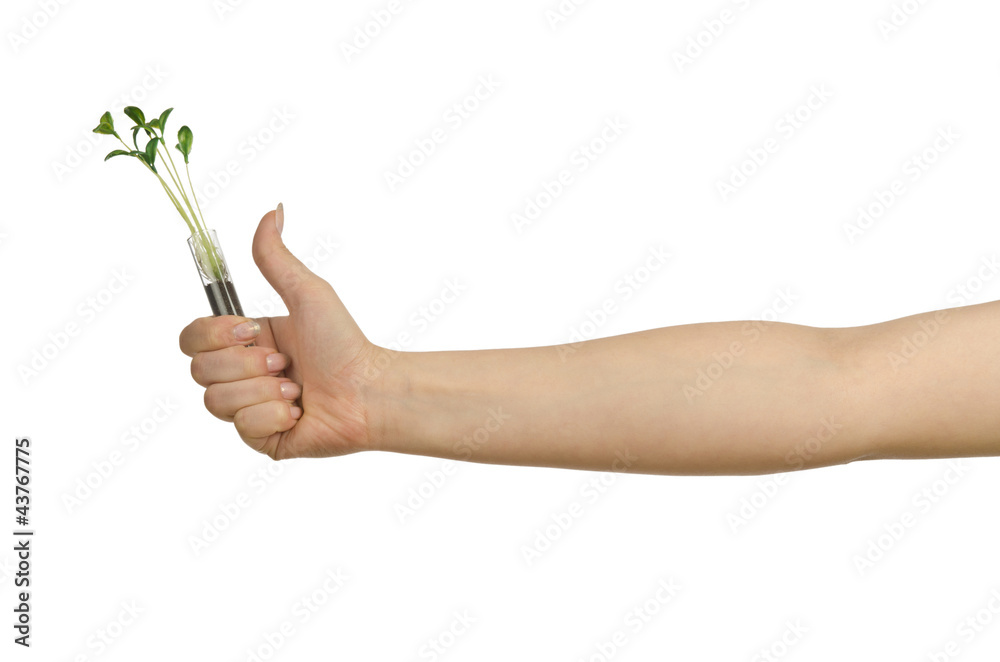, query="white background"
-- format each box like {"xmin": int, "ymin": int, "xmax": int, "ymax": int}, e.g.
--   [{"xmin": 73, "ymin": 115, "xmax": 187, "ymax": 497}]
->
[{"xmin": 4, "ymin": 0, "xmax": 1000, "ymax": 659}]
